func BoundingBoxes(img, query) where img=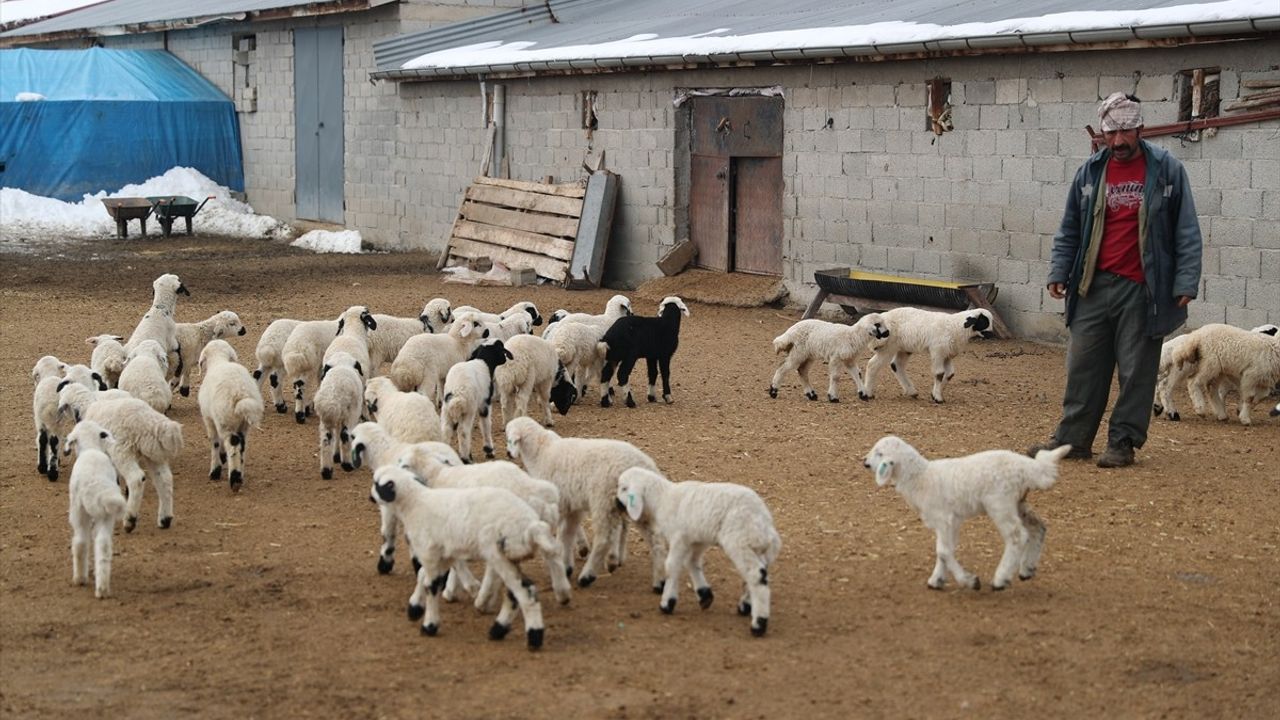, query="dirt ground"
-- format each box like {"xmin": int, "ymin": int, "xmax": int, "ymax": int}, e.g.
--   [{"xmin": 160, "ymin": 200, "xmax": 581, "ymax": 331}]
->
[{"xmin": 1, "ymin": 235, "xmax": 1277, "ymax": 720}]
